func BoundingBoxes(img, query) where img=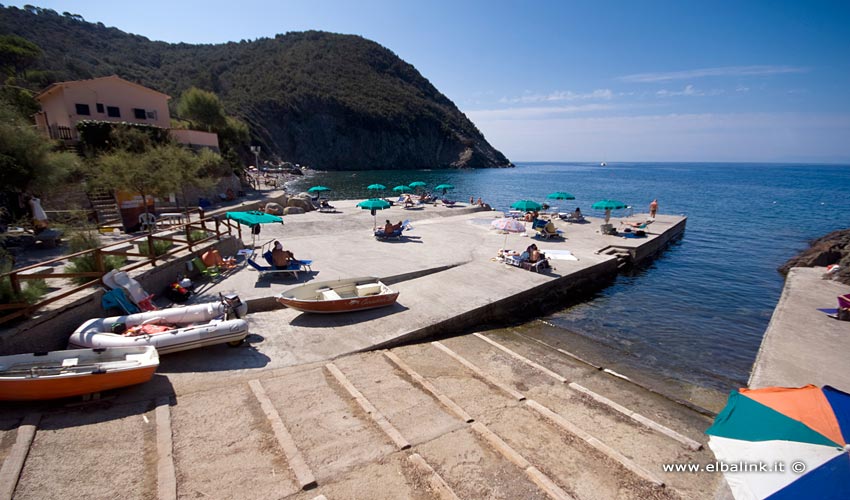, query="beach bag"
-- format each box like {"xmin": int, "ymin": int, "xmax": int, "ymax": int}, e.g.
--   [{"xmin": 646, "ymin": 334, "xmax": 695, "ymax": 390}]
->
[{"xmin": 164, "ymin": 282, "xmax": 191, "ymax": 303}]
